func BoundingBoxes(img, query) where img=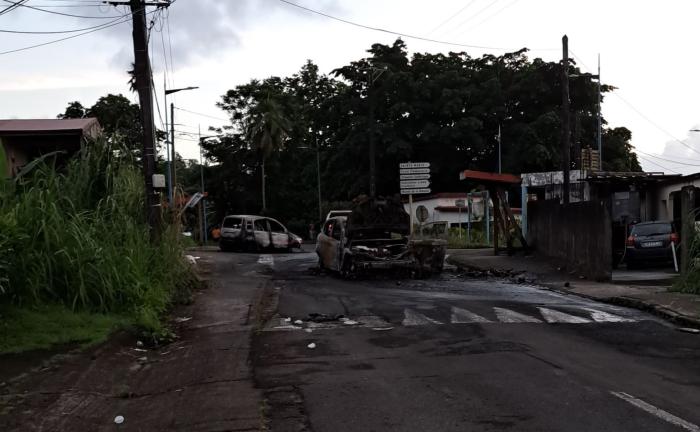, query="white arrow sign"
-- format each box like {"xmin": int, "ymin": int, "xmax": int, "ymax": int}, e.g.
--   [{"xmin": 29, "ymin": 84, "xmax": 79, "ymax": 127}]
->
[
  {"xmin": 400, "ymin": 180, "xmax": 430, "ymax": 189},
  {"xmin": 399, "ymin": 168, "xmax": 430, "ymax": 174},
  {"xmin": 400, "ymin": 173, "xmax": 430, "ymax": 180},
  {"xmin": 399, "ymin": 162, "xmax": 430, "ymax": 169},
  {"xmin": 401, "ymin": 188, "xmax": 431, "ymax": 195}
]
